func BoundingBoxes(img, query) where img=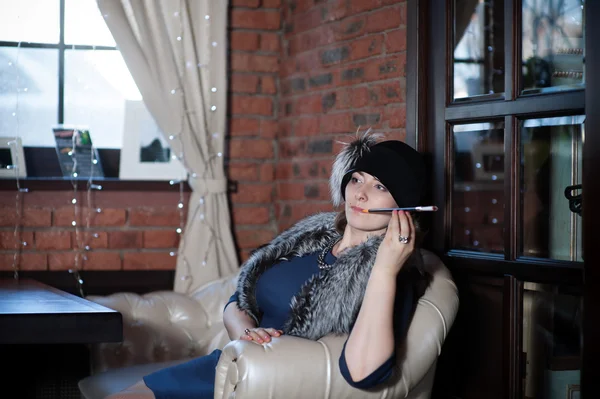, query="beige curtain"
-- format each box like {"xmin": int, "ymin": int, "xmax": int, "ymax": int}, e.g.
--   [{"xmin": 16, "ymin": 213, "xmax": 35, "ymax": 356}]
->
[{"xmin": 97, "ymin": 0, "xmax": 239, "ymax": 293}]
